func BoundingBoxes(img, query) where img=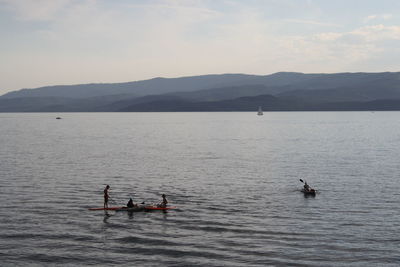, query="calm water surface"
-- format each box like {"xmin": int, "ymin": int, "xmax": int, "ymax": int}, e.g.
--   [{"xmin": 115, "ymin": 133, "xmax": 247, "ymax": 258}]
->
[{"xmin": 0, "ymin": 112, "xmax": 399, "ymax": 266}]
